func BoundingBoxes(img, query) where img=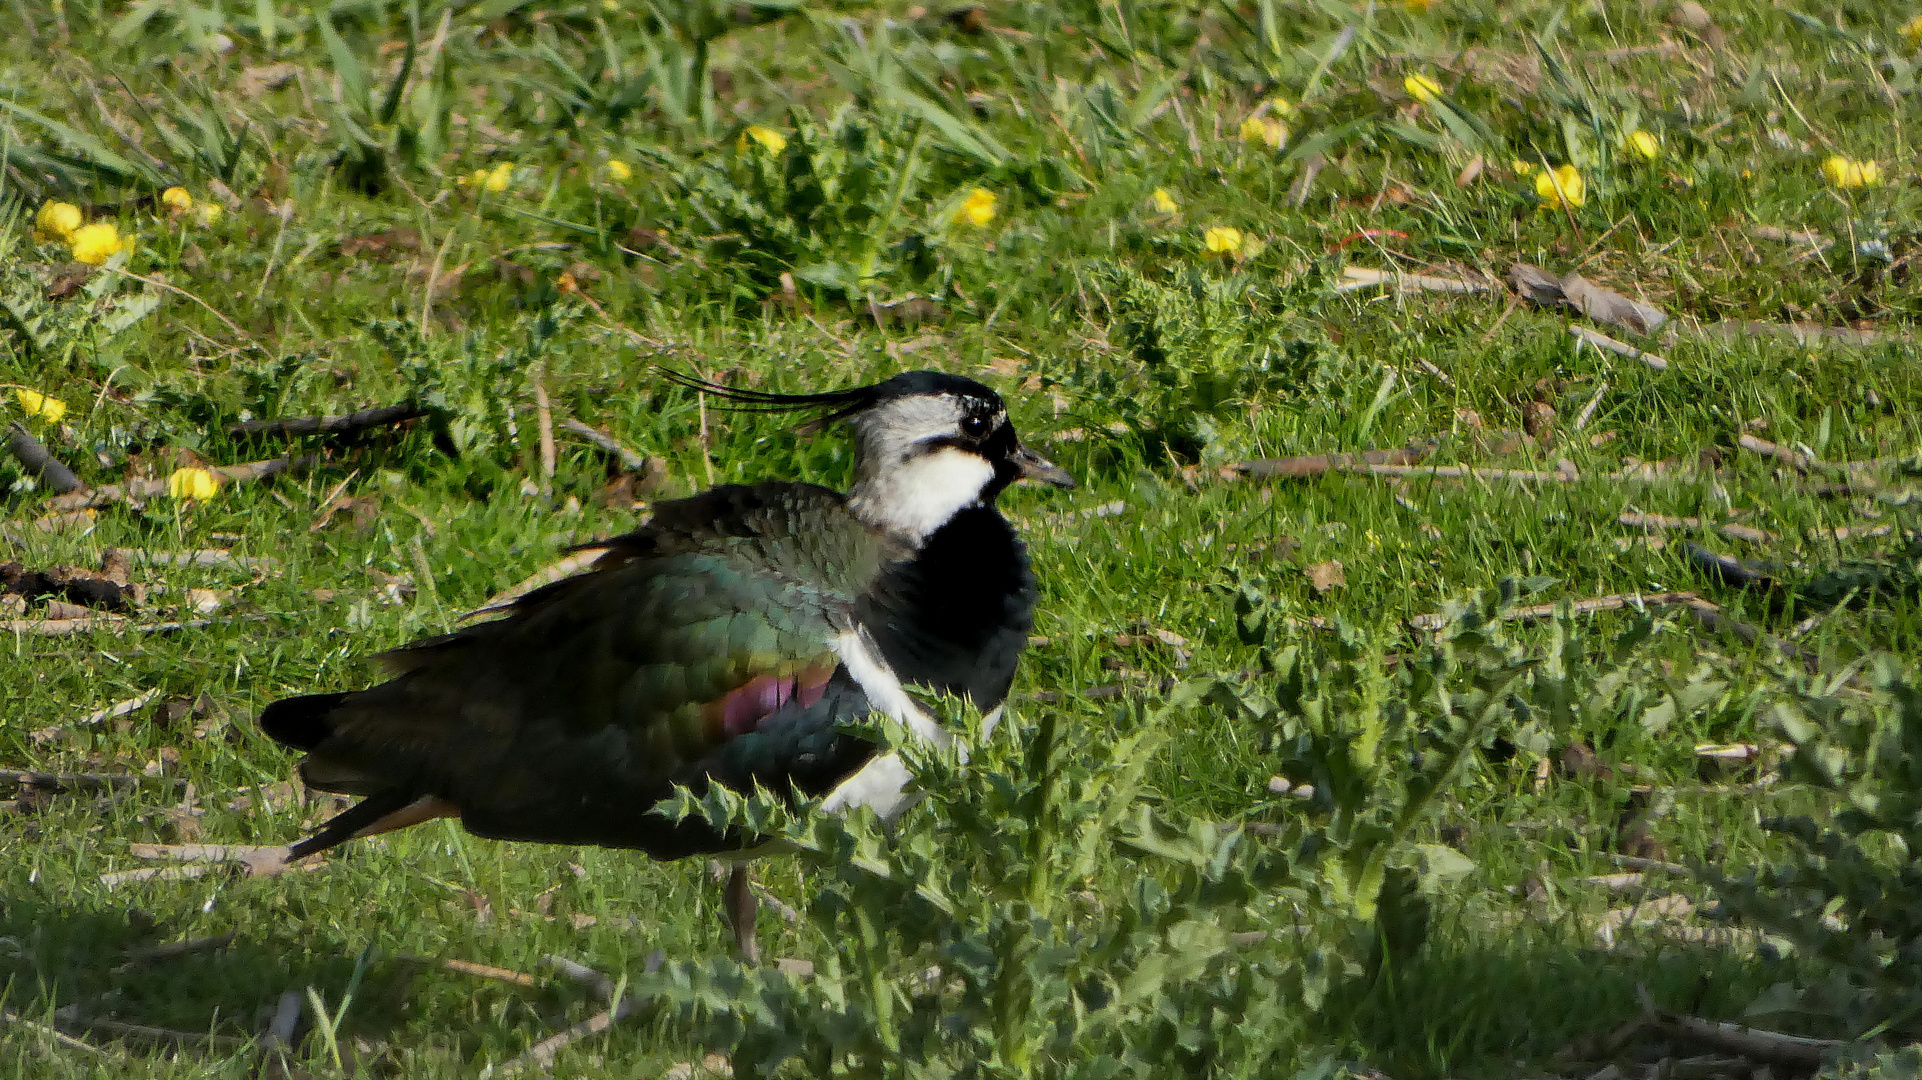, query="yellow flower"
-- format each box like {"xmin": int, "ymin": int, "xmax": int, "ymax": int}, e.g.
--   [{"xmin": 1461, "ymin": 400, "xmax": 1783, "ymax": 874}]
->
[
  {"xmin": 193, "ymin": 201, "xmax": 223, "ymax": 226},
  {"xmin": 69, "ymin": 222, "xmax": 130, "ymax": 266},
  {"xmin": 464, "ymin": 163, "xmax": 514, "ymax": 192},
  {"xmin": 1202, "ymin": 226, "xmax": 1244, "ymax": 256},
  {"xmin": 1151, "ymin": 188, "xmax": 1179, "ymax": 214},
  {"xmin": 160, "ymin": 186, "xmax": 194, "ymax": 213},
  {"xmin": 1822, "ymin": 156, "xmax": 1882, "ymax": 189},
  {"xmin": 13, "ymin": 388, "xmax": 67, "ymax": 424},
  {"xmin": 740, "ymin": 124, "xmax": 787, "ymax": 155},
  {"xmin": 1239, "ymin": 115, "xmax": 1287, "ymax": 150},
  {"xmin": 35, "ymin": 201, "xmax": 83, "ymax": 242},
  {"xmin": 604, "ymin": 159, "xmax": 633, "ymax": 181},
  {"xmin": 1534, "ymin": 165, "xmax": 1586, "ymax": 210},
  {"xmin": 958, "ymin": 187, "xmax": 998, "ymax": 227},
  {"xmin": 1626, "ymin": 130, "xmax": 1660, "ymax": 161},
  {"xmin": 1510, "ymin": 159, "xmax": 1537, "ymax": 176},
  {"xmin": 1404, "ymin": 73, "xmax": 1443, "ymax": 105},
  {"xmin": 167, "ymin": 467, "xmax": 221, "ymax": 501},
  {"xmin": 1903, "ymin": 15, "xmax": 1922, "ymax": 49}
]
